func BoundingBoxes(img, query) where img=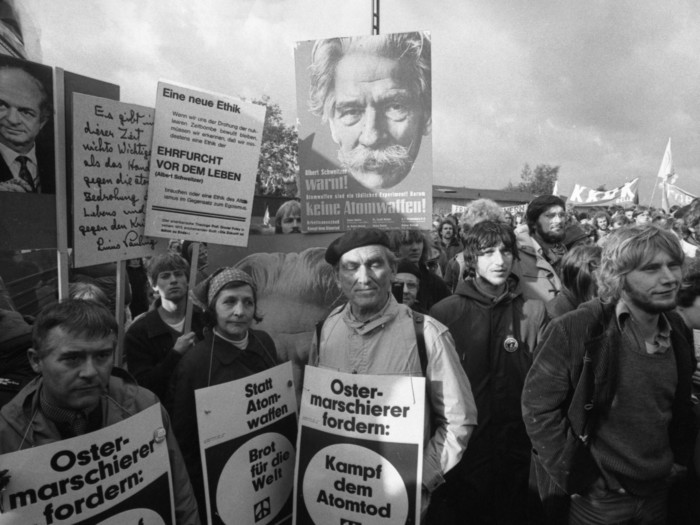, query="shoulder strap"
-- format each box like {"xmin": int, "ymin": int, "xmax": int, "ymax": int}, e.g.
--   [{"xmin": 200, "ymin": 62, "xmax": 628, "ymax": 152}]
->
[{"xmin": 412, "ymin": 313, "xmax": 427, "ymax": 377}]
